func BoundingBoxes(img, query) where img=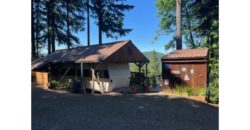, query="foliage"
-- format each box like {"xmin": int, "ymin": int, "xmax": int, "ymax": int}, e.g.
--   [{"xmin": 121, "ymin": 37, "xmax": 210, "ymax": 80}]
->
[
  {"xmin": 130, "ymin": 51, "xmax": 164, "ymax": 77},
  {"xmin": 148, "ymin": 50, "xmax": 160, "ymax": 77},
  {"xmin": 32, "ymin": 0, "xmax": 133, "ymax": 57},
  {"xmin": 175, "ymin": 85, "xmax": 185, "ymax": 94},
  {"xmin": 186, "ymin": 87, "xmax": 193, "ymax": 96},
  {"xmin": 51, "ymin": 80, "xmax": 64, "ymax": 88},
  {"xmin": 32, "ymin": 0, "xmax": 85, "ymax": 57},
  {"xmin": 163, "ymin": 85, "xmax": 206, "ymax": 97},
  {"xmin": 89, "ymin": 0, "xmax": 134, "ymax": 43},
  {"xmin": 209, "ymin": 79, "xmax": 219, "ymax": 103},
  {"xmin": 130, "ymin": 63, "xmax": 139, "ymax": 72},
  {"xmin": 155, "ymin": 0, "xmax": 219, "ymax": 103}
]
